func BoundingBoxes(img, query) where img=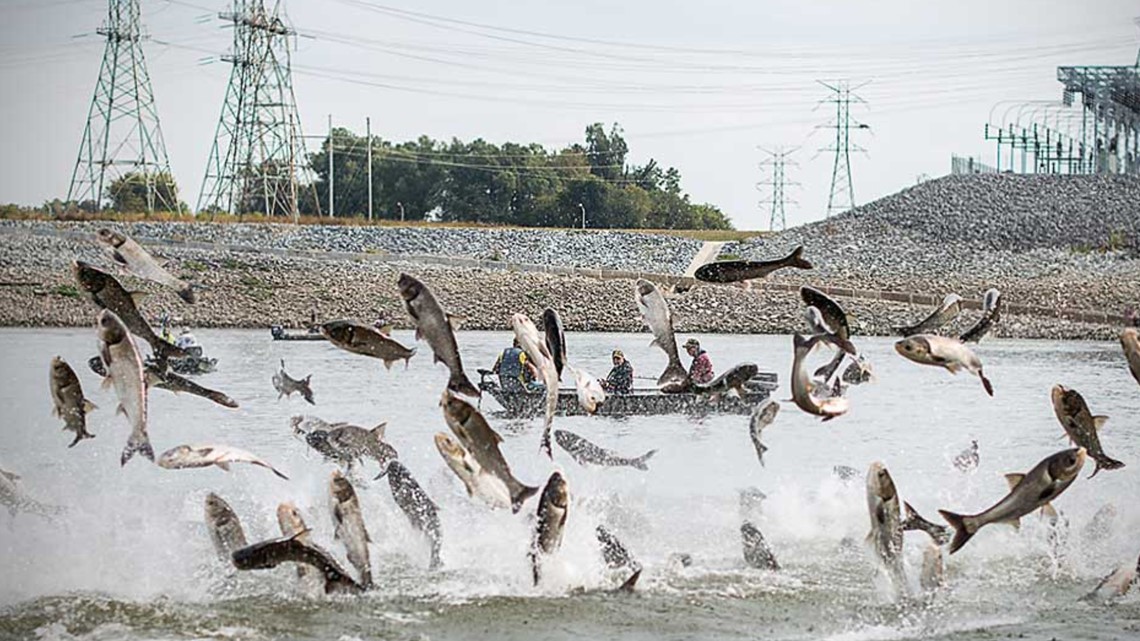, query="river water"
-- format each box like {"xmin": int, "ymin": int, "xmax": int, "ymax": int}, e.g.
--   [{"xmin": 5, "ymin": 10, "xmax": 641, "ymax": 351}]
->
[{"xmin": 0, "ymin": 328, "xmax": 1137, "ymax": 640}]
